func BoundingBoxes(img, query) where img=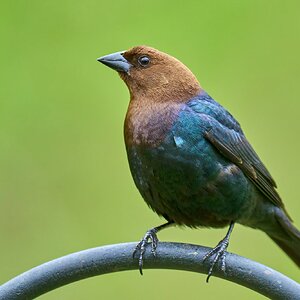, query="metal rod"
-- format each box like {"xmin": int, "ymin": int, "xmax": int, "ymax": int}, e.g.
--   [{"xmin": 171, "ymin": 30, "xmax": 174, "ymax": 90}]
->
[{"xmin": 0, "ymin": 242, "xmax": 299, "ymax": 300}]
